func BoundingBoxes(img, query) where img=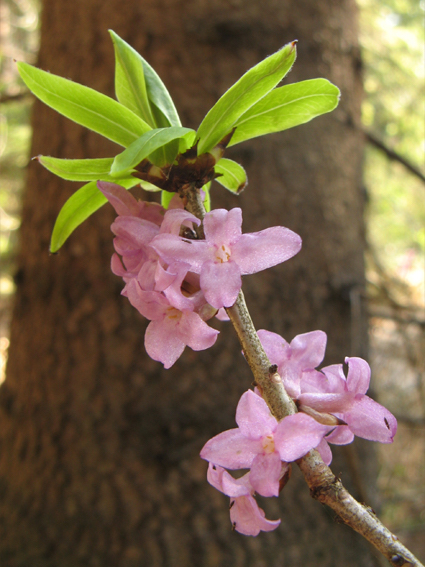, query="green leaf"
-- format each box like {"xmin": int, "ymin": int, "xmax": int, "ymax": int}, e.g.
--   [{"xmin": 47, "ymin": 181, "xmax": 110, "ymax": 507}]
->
[
  {"xmin": 229, "ymin": 79, "xmax": 340, "ymax": 146},
  {"xmin": 111, "ymin": 127, "xmax": 195, "ymax": 176},
  {"xmin": 110, "ymin": 31, "xmax": 156, "ymax": 127},
  {"xmin": 196, "ymin": 41, "xmax": 297, "ymax": 155},
  {"xmin": 38, "ymin": 156, "xmax": 117, "ymax": 182},
  {"xmin": 148, "ymin": 138, "xmax": 180, "ymax": 169},
  {"xmin": 178, "ymin": 130, "xmax": 197, "ymax": 154},
  {"xmin": 161, "ymin": 190, "xmax": 175, "ymax": 209},
  {"xmin": 17, "ymin": 61, "xmax": 151, "ymax": 148},
  {"xmin": 50, "ymin": 177, "xmax": 140, "ymax": 252},
  {"xmin": 214, "ymin": 158, "xmax": 247, "ymax": 194},
  {"xmin": 139, "ymin": 180, "xmax": 163, "ymax": 192},
  {"xmin": 109, "ymin": 31, "xmax": 181, "ymax": 129},
  {"xmin": 149, "ymin": 129, "xmax": 196, "ymax": 168}
]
